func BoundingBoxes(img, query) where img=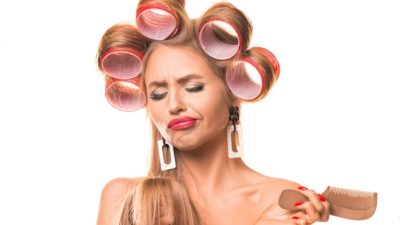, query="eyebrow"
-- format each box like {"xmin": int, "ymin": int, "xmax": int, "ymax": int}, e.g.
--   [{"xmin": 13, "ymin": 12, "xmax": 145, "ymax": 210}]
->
[{"xmin": 148, "ymin": 74, "xmax": 203, "ymax": 89}]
